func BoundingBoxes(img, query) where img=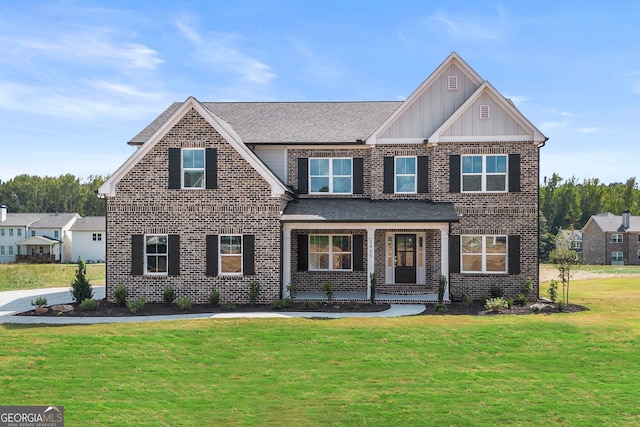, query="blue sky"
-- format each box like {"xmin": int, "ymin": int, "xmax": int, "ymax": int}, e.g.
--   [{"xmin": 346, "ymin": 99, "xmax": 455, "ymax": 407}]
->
[{"xmin": 0, "ymin": 0, "xmax": 639, "ymax": 184}]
